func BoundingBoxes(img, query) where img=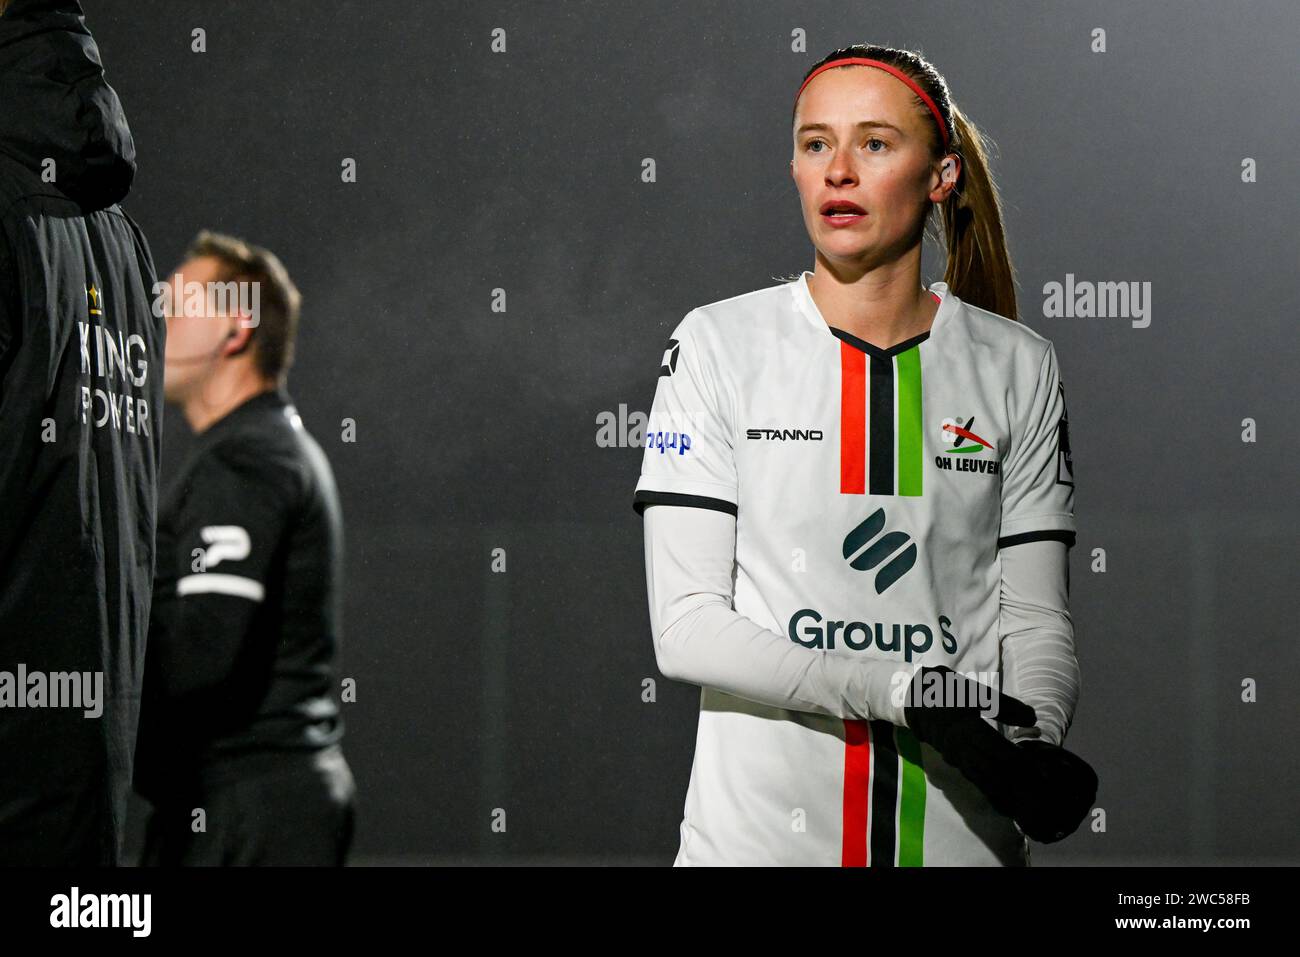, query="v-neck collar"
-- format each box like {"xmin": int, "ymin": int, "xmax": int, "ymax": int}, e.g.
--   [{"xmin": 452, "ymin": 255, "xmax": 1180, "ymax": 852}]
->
[{"xmin": 790, "ymin": 269, "xmax": 956, "ymax": 359}]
